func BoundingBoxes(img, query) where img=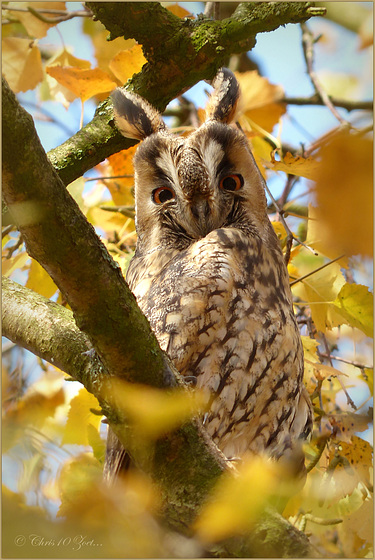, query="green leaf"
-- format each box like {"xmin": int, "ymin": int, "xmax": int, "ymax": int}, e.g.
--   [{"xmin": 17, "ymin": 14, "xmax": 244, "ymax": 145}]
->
[{"xmin": 333, "ymin": 283, "xmax": 373, "ymax": 338}]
